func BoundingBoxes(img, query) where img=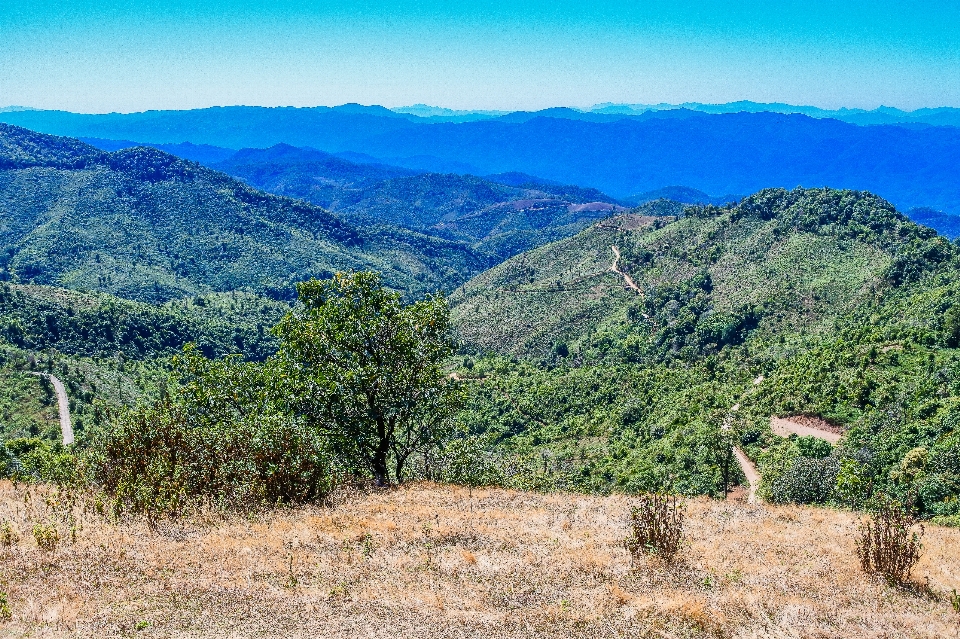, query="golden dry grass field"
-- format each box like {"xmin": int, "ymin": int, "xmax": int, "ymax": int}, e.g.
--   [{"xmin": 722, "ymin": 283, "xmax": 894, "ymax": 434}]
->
[{"xmin": 1, "ymin": 481, "xmax": 959, "ymax": 638}]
